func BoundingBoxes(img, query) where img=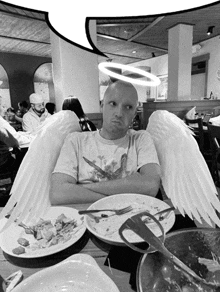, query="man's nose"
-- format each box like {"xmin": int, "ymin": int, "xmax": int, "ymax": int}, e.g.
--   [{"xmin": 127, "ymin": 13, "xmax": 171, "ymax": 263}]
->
[{"xmin": 115, "ymin": 106, "xmax": 123, "ymax": 117}]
